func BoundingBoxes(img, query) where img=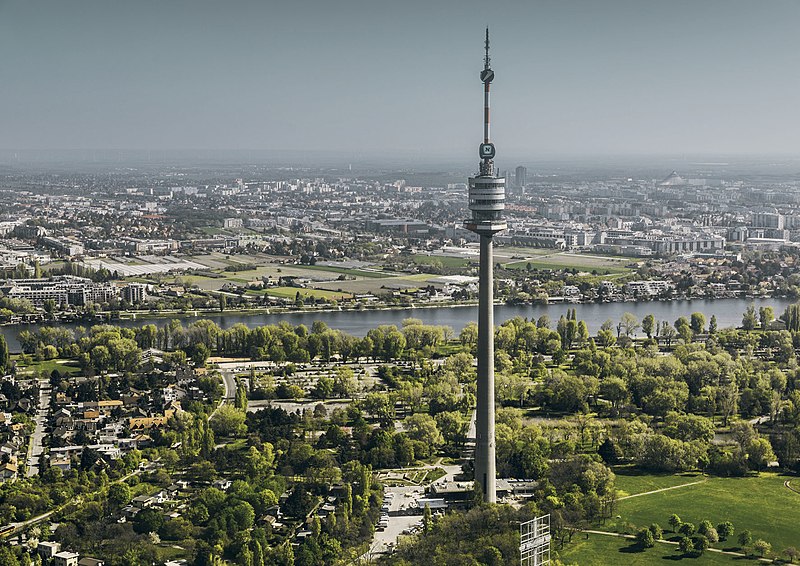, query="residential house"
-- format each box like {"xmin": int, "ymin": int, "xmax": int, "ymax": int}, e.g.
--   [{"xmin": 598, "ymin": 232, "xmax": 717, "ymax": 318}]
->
[{"xmin": 54, "ymin": 551, "xmax": 80, "ymax": 566}]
